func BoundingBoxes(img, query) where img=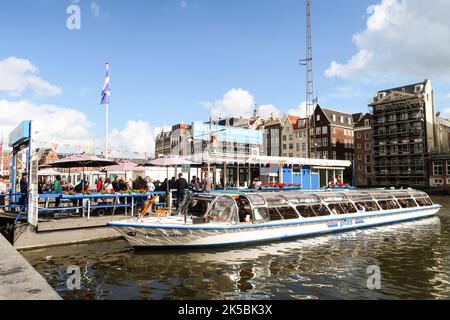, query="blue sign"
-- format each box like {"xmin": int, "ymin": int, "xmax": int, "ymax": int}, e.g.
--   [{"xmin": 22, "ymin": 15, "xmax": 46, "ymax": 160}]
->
[
  {"xmin": 9, "ymin": 121, "xmax": 31, "ymax": 147},
  {"xmin": 192, "ymin": 121, "xmax": 263, "ymax": 145}
]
